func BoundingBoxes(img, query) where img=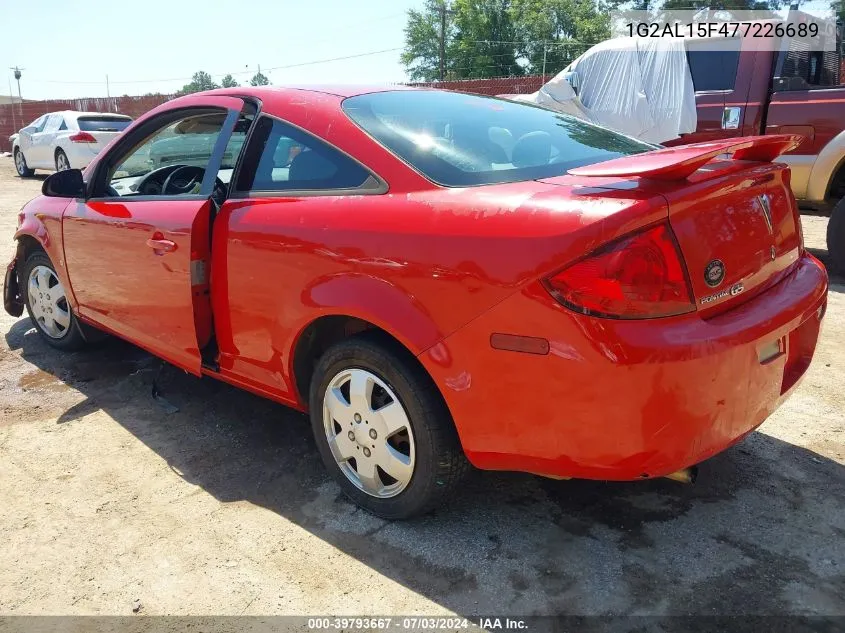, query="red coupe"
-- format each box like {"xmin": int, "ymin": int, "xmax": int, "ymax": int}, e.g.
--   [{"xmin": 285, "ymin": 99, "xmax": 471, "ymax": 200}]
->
[{"xmin": 4, "ymin": 87, "xmax": 828, "ymax": 518}]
